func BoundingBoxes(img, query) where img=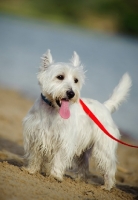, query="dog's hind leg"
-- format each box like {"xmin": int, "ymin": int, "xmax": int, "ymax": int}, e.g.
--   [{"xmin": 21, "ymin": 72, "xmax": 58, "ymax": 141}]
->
[
  {"xmin": 67, "ymin": 148, "xmax": 92, "ymax": 180},
  {"xmin": 92, "ymin": 140, "xmax": 117, "ymax": 190},
  {"xmin": 78, "ymin": 148, "xmax": 92, "ymax": 179}
]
